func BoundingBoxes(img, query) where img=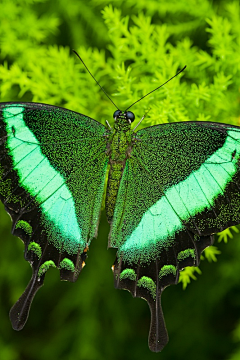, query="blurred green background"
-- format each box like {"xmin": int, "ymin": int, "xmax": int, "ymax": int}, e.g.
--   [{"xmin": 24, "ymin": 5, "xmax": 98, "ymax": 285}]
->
[{"xmin": 0, "ymin": 0, "xmax": 240, "ymax": 359}]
